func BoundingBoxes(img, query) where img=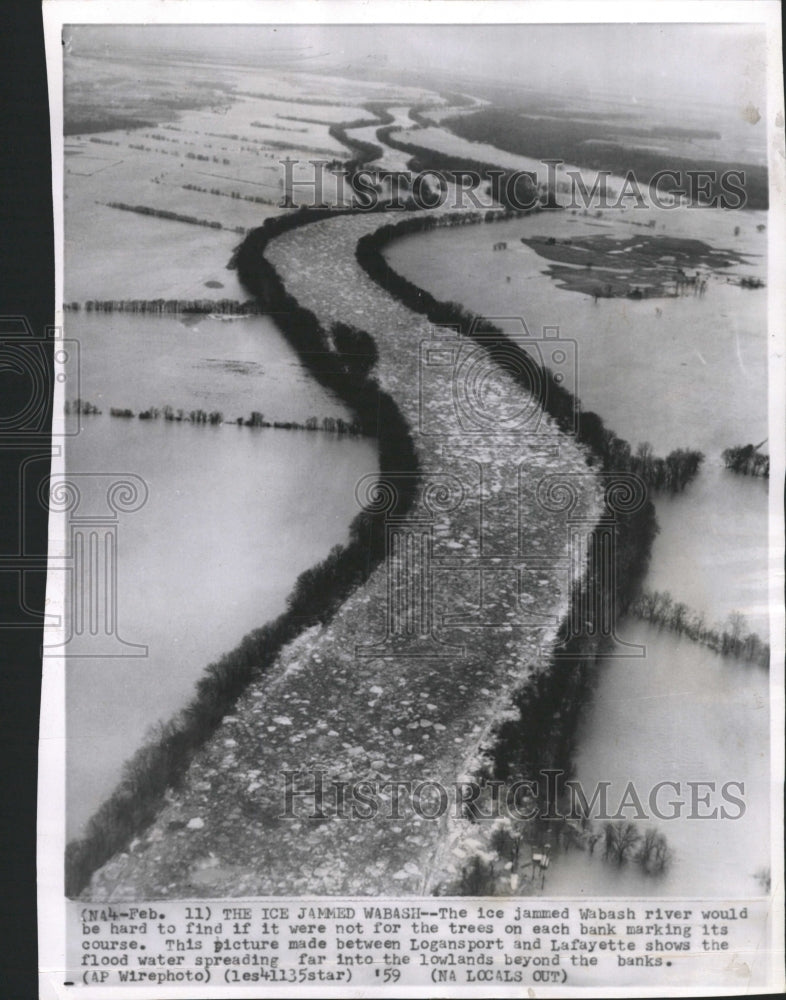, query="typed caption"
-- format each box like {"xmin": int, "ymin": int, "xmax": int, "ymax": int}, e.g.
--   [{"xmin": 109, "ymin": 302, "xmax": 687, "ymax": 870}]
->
[{"xmin": 65, "ymin": 897, "xmax": 771, "ymax": 993}]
